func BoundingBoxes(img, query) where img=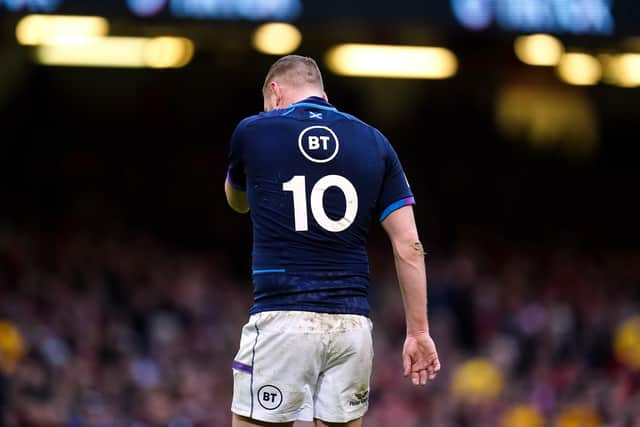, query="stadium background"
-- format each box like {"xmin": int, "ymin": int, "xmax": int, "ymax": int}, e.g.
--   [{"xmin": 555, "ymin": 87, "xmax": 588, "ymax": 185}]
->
[{"xmin": 0, "ymin": 0, "xmax": 639, "ymax": 426}]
